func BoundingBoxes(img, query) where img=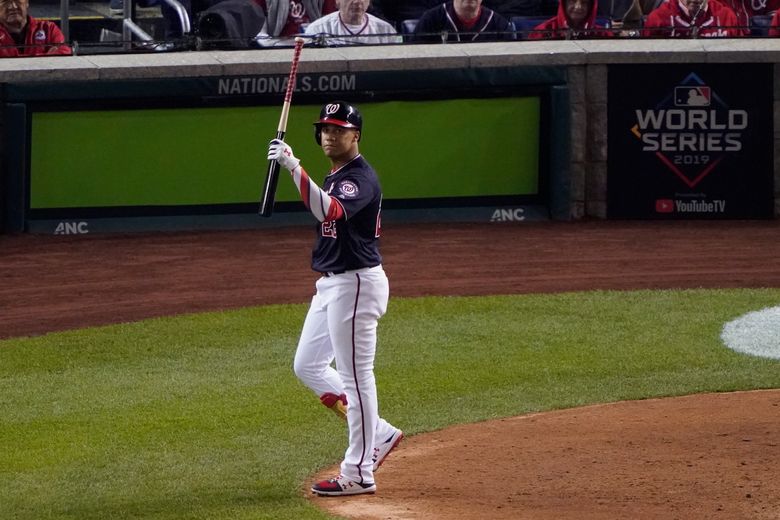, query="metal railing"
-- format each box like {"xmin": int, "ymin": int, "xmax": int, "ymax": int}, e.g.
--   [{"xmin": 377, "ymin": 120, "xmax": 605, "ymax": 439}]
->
[{"xmin": 57, "ymin": 0, "xmax": 191, "ymax": 51}]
